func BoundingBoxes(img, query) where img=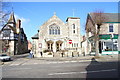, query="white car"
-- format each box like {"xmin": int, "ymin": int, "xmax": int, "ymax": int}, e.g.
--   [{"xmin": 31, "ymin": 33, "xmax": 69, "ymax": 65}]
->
[{"xmin": 0, "ymin": 54, "xmax": 11, "ymax": 61}]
